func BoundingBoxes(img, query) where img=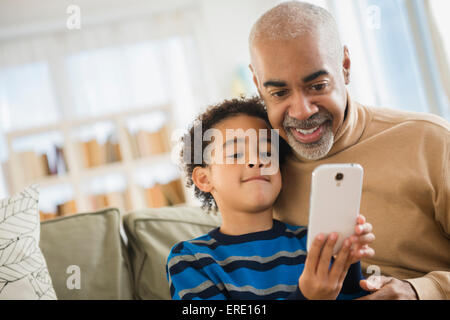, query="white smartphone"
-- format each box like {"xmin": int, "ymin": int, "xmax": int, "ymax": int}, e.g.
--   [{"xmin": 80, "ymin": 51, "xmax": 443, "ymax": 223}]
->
[{"xmin": 306, "ymin": 164, "xmax": 364, "ymax": 255}]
